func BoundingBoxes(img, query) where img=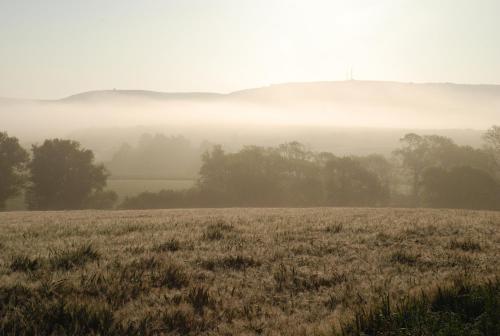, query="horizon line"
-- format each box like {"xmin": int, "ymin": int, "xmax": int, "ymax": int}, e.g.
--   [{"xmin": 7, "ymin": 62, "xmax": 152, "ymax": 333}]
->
[{"xmin": 2, "ymin": 78, "xmax": 500, "ymax": 101}]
